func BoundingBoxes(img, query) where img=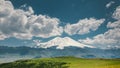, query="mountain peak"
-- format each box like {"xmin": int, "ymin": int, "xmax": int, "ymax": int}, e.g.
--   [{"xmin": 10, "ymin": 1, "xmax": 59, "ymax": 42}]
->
[{"xmin": 35, "ymin": 37, "xmax": 94, "ymax": 49}]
